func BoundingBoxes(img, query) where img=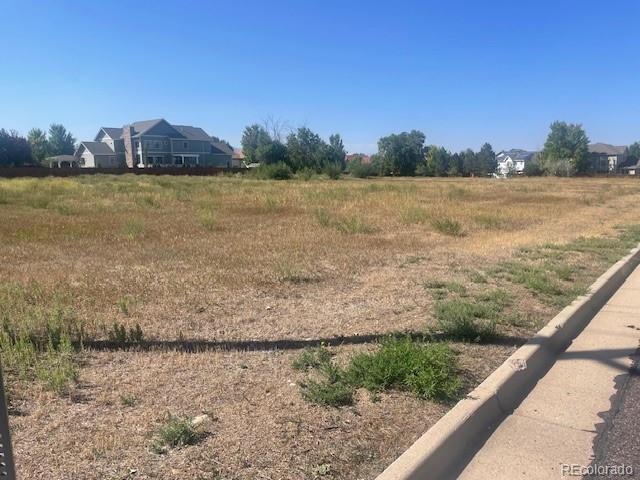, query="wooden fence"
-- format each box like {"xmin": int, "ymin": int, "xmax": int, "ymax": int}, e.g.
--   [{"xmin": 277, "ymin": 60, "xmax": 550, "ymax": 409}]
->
[{"xmin": 0, "ymin": 166, "xmax": 246, "ymax": 179}]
